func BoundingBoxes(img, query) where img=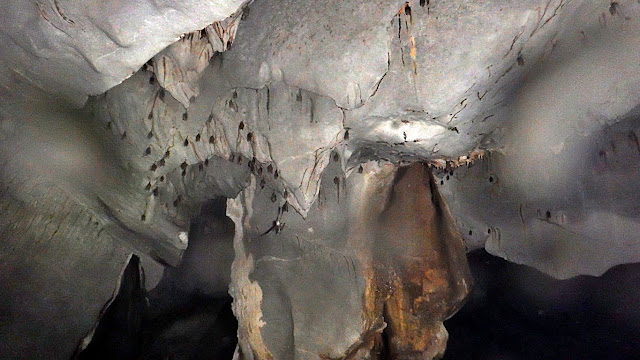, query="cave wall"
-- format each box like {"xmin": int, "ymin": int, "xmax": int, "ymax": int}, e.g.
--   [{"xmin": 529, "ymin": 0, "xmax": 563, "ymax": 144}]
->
[{"xmin": 1, "ymin": 0, "xmax": 640, "ymax": 358}]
